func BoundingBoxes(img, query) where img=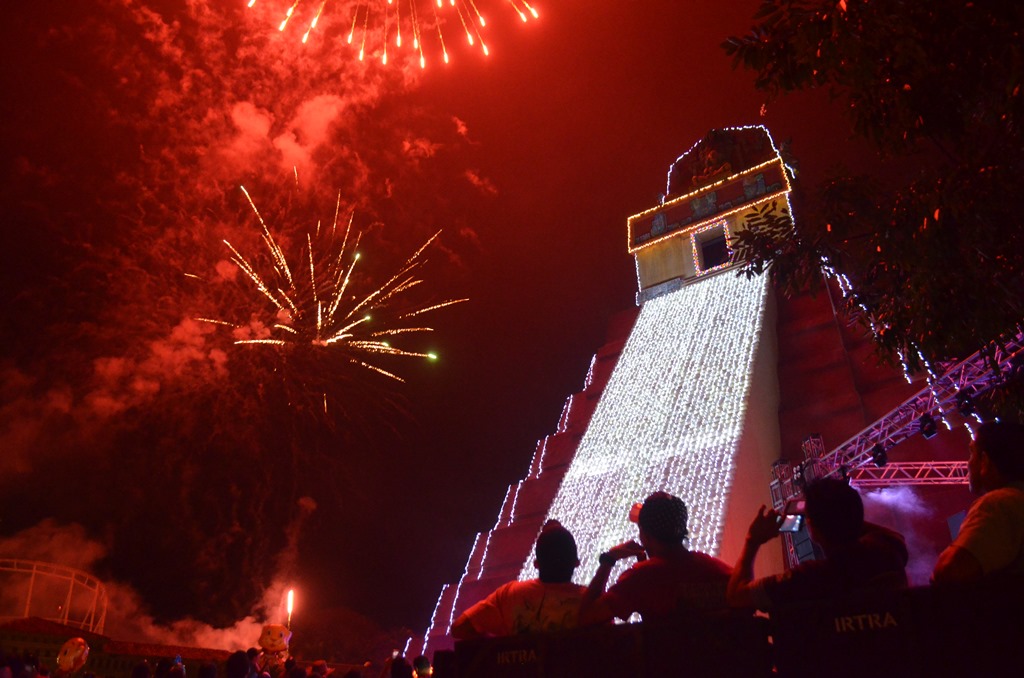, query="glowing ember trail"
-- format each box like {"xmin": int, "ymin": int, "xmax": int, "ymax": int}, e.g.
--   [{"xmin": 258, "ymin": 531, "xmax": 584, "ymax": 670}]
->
[
  {"xmin": 199, "ymin": 187, "xmax": 466, "ymax": 410},
  {"xmin": 247, "ymin": 0, "xmax": 538, "ymax": 67}
]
